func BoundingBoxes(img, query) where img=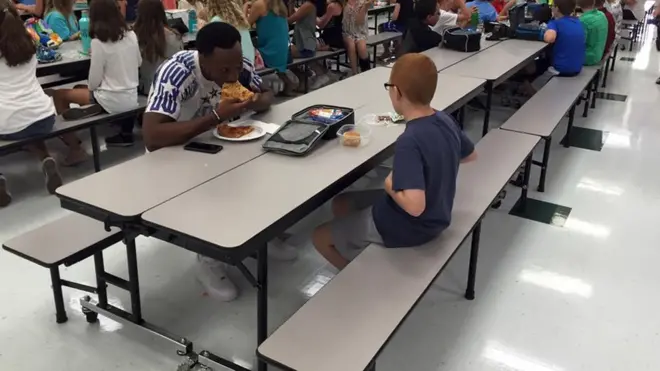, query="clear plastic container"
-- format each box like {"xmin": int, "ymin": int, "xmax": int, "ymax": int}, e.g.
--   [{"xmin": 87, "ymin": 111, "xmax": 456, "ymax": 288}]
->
[{"xmin": 337, "ymin": 124, "xmax": 372, "ymax": 147}]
